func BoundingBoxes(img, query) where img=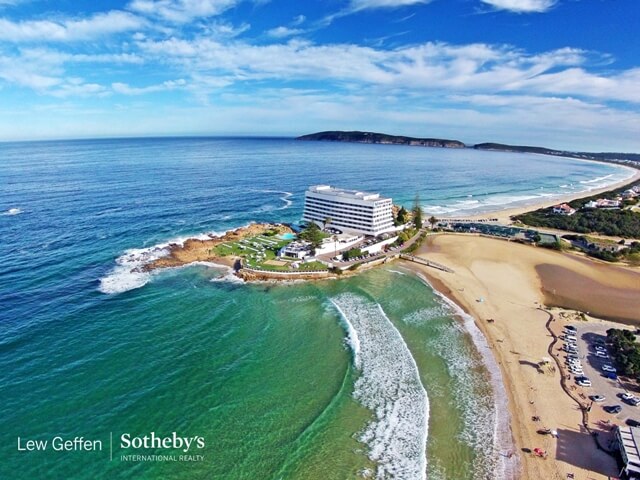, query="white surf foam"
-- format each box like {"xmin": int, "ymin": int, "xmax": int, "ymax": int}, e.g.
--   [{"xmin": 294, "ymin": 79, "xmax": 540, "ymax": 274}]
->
[
  {"xmin": 414, "ymin": 273, "xmax": 519, "ymax": 480},
  {"xmin": 98, "ymin": 227, "xmax": 242, "ymax": 295},
  {"xmin": 98, "ymin": 244, "xmax": 170, "ymax": 294},
  {"xmin": 388, "ymin": 269, "xmax": 407, "ymax": 276},
  {"xmin": 330, "ymin": 294, "xmax": 428, "ymax": 480},
  {"xmin": 255, "ymin": 189, "xmax": 294, "ymax": 211},
  {"xmin": 2, "ymin": 207, "xmax": 22, "ymax": 216},
  {"xmin": 580, "ymin": 173, "xmax": 614, "ymax": 184}
]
